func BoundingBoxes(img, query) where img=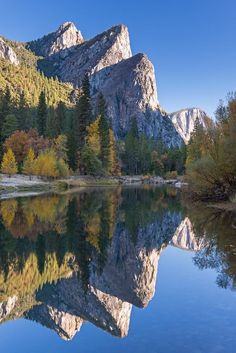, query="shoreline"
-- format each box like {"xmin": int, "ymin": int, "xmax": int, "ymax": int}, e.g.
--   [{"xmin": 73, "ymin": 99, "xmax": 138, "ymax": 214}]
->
[
  {"xmin": 0, "ymin": 174, "xmax": 186, "ymax": 199},
  {"xmin": 0, "ymin": 174, "xmax": 235, "ymax": 213}
]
